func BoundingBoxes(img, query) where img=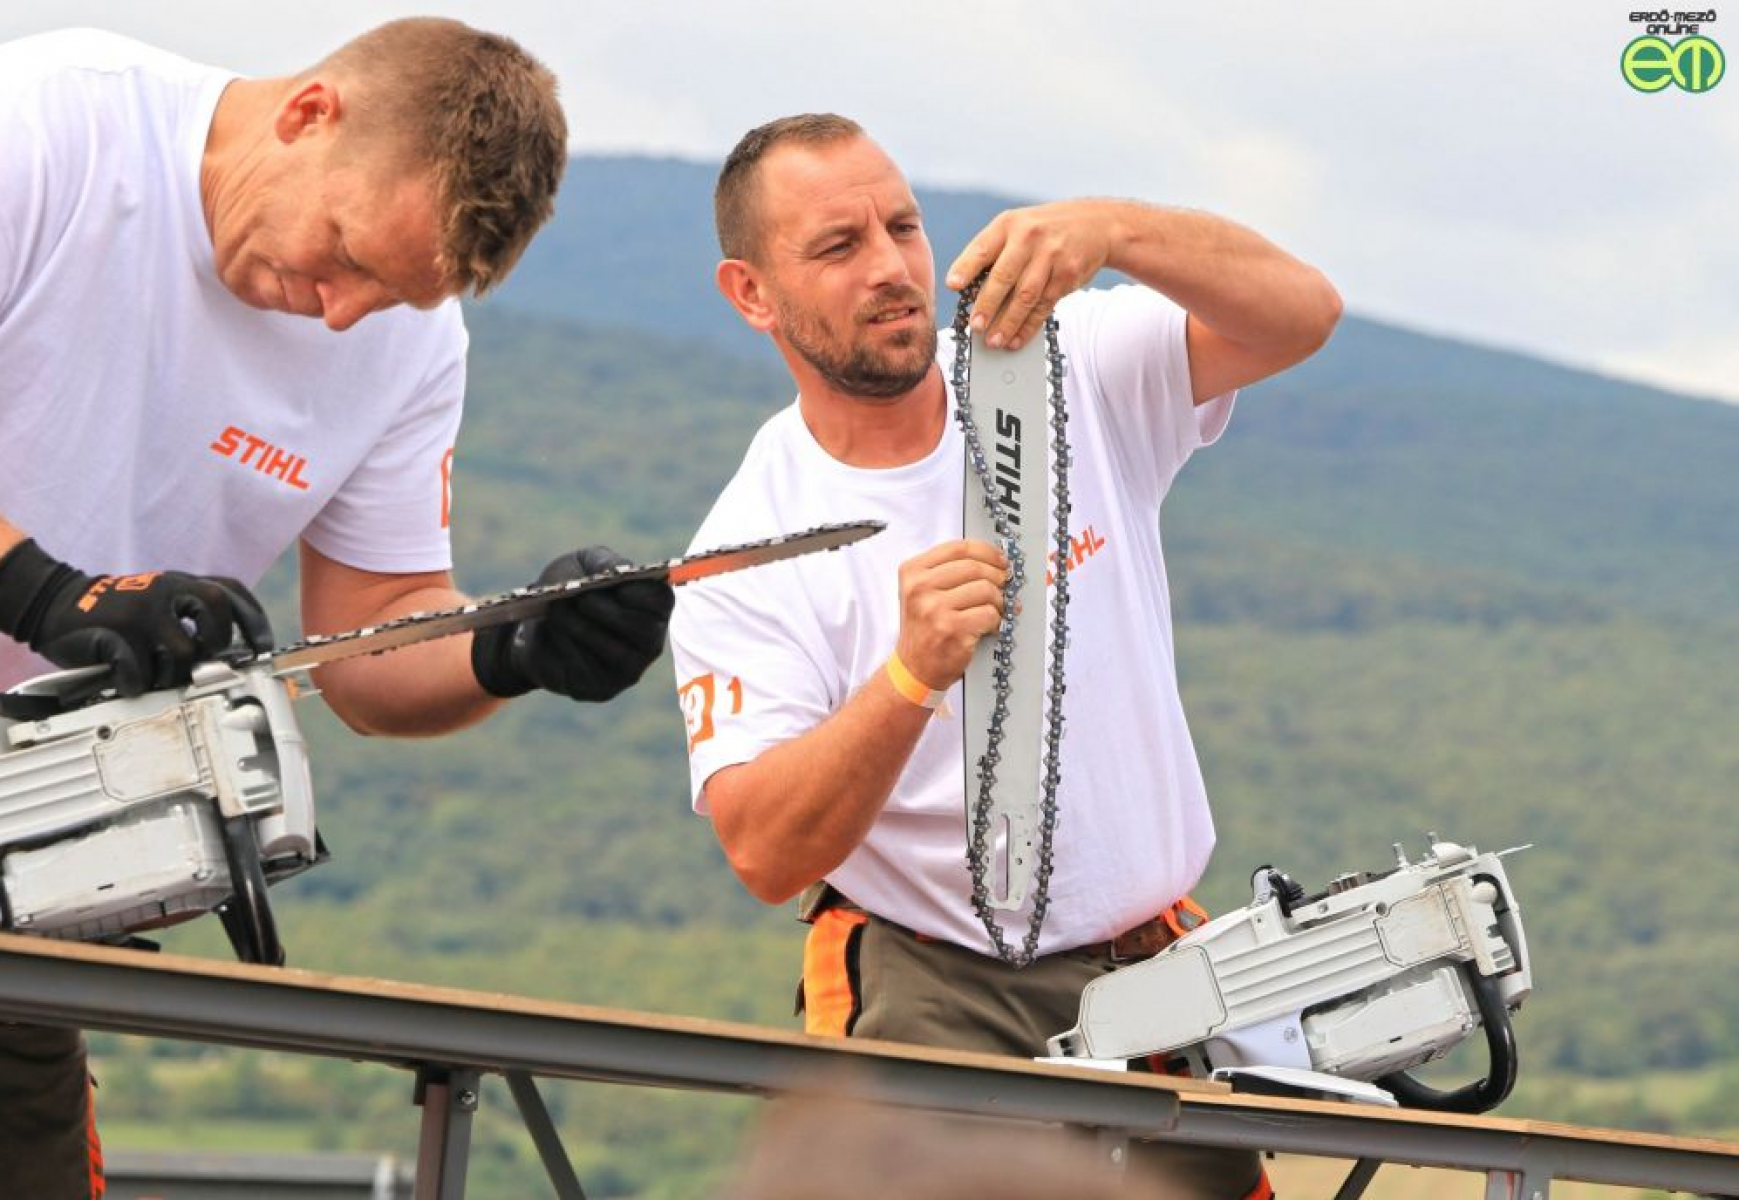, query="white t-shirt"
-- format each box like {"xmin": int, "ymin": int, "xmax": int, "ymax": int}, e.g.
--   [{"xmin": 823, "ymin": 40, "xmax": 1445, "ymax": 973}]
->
[
  {"xmin": 672, "ymin": 286, "xmax": 1234, "ymax": 956},
  {"xmin": 0, "ymin": 29, "xmax": 467, "ymax": 688}
]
